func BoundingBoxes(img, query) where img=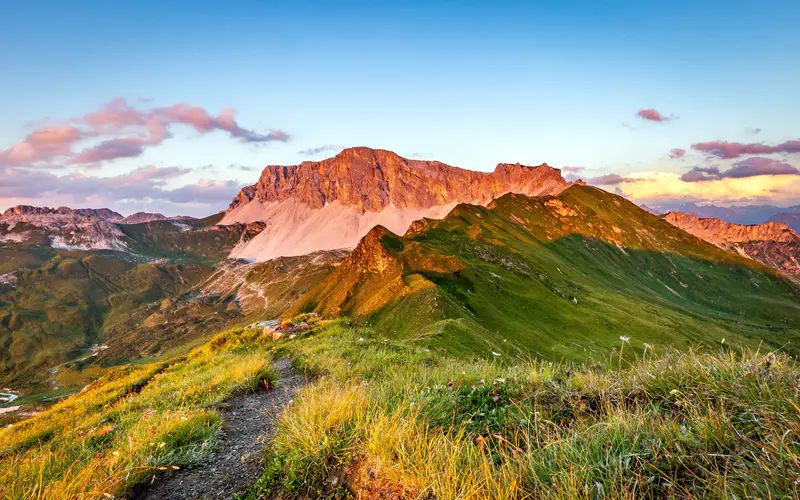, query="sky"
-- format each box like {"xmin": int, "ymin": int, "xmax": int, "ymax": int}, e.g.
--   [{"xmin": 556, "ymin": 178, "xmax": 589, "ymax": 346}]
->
[{"xmin": 1, "ymin": 0, "xmax": 799, "ymax": 217}]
